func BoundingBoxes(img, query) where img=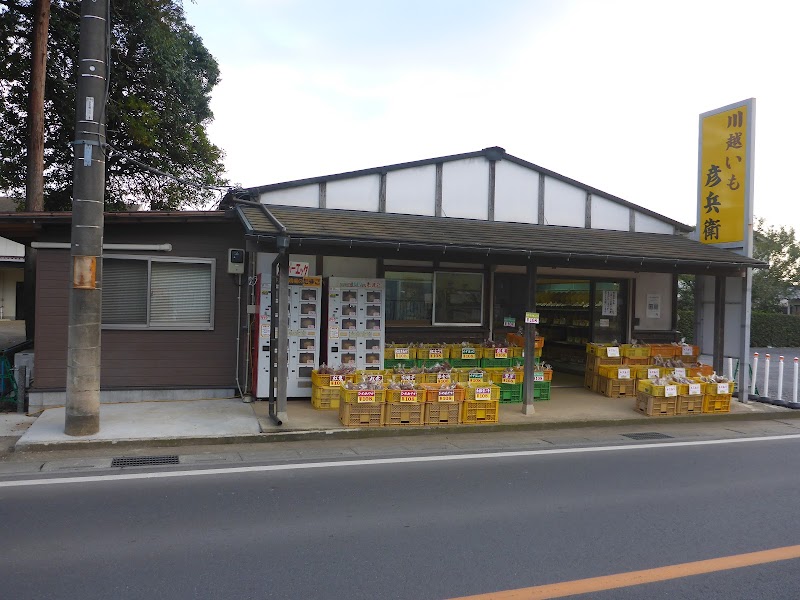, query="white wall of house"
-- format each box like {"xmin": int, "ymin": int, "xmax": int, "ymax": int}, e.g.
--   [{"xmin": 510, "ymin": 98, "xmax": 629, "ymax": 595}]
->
[
  {"xmin": 326, "ymin": 175, "xmax": 380, "ymax": 211},
  {"xmin": 385, "ymin": 165, "xmax": 436, "ymax": 216},
  {"xmin": 494, "ymin": 160, "xmax": 539, "ymax": 224},
  {"xmin": 0, "ymin": 237, "xmax": 24, "ymax": 258},
  {"xmin": 591, "ymin": 196, "xmax": 630, "ymax": 231},
  {"xmin": 543, "ymin": 176, "xmax": 585, "ymax": 228},
  {"xmin": 635, "ymin": 212, "xmax": 675, "ymax": 234},
  {"xmin": 0, "ymin": 268, "xmax": 23, "ymax": 319},
  {"xmin": 441, "ymin": 158, "xmax": 489, "ymax": 220}
]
